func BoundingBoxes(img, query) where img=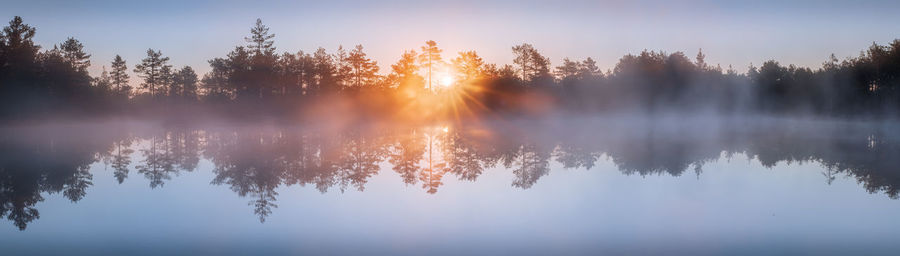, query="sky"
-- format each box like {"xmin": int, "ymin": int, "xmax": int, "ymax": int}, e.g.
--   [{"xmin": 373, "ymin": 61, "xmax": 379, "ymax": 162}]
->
[{"xmin": 3, "ymin": 0, "xmax": 900, "ymax": 79}]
